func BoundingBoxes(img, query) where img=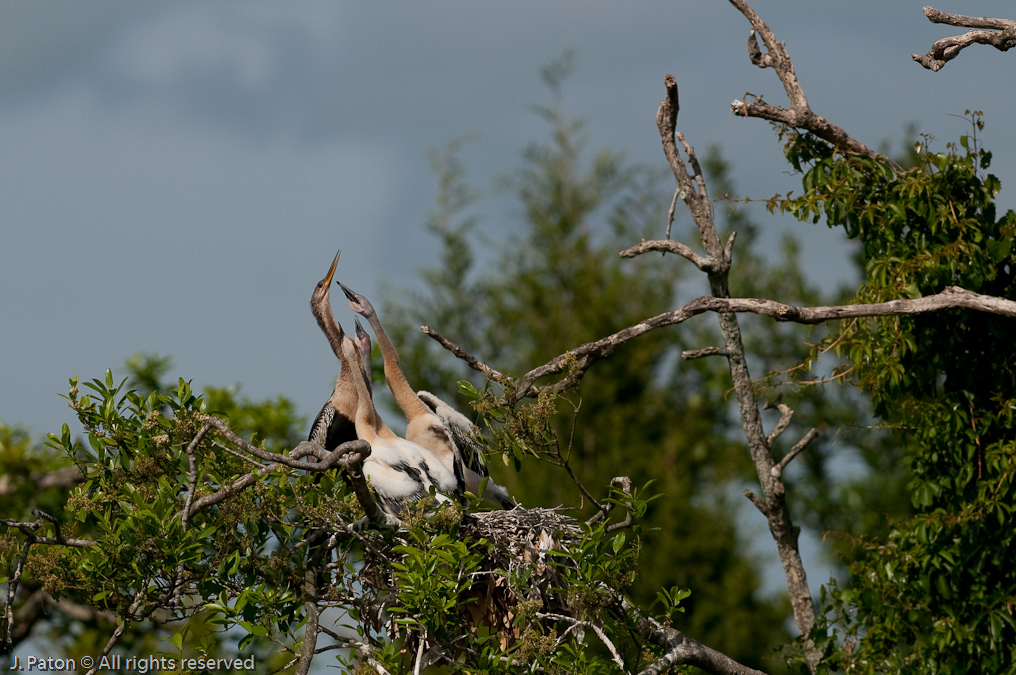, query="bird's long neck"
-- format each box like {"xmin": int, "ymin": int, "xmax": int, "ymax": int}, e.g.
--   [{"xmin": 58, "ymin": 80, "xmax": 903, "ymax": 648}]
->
[
  {"xmin": 363, "ymin": 312, "xmax": 431, "ymax": 422},
  {"xmin": 345, "ymin": 338, "xmax": 380, "ymax": 444},
  {"xmin": 313, "ymin": 293, "xmax": 344, "ymax": 361},
  {"xmin": 312, "ymin": 292, "xmax": 360, "ymax": 421}
]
